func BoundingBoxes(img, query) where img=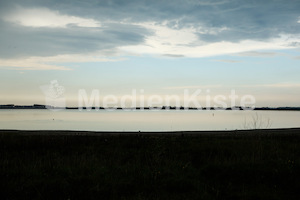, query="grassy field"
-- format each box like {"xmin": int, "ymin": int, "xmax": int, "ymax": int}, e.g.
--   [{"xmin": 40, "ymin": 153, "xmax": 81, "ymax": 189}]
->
[{"xmin": 0, "ymin": 129, "xmax": 300, "ymax": 199}]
